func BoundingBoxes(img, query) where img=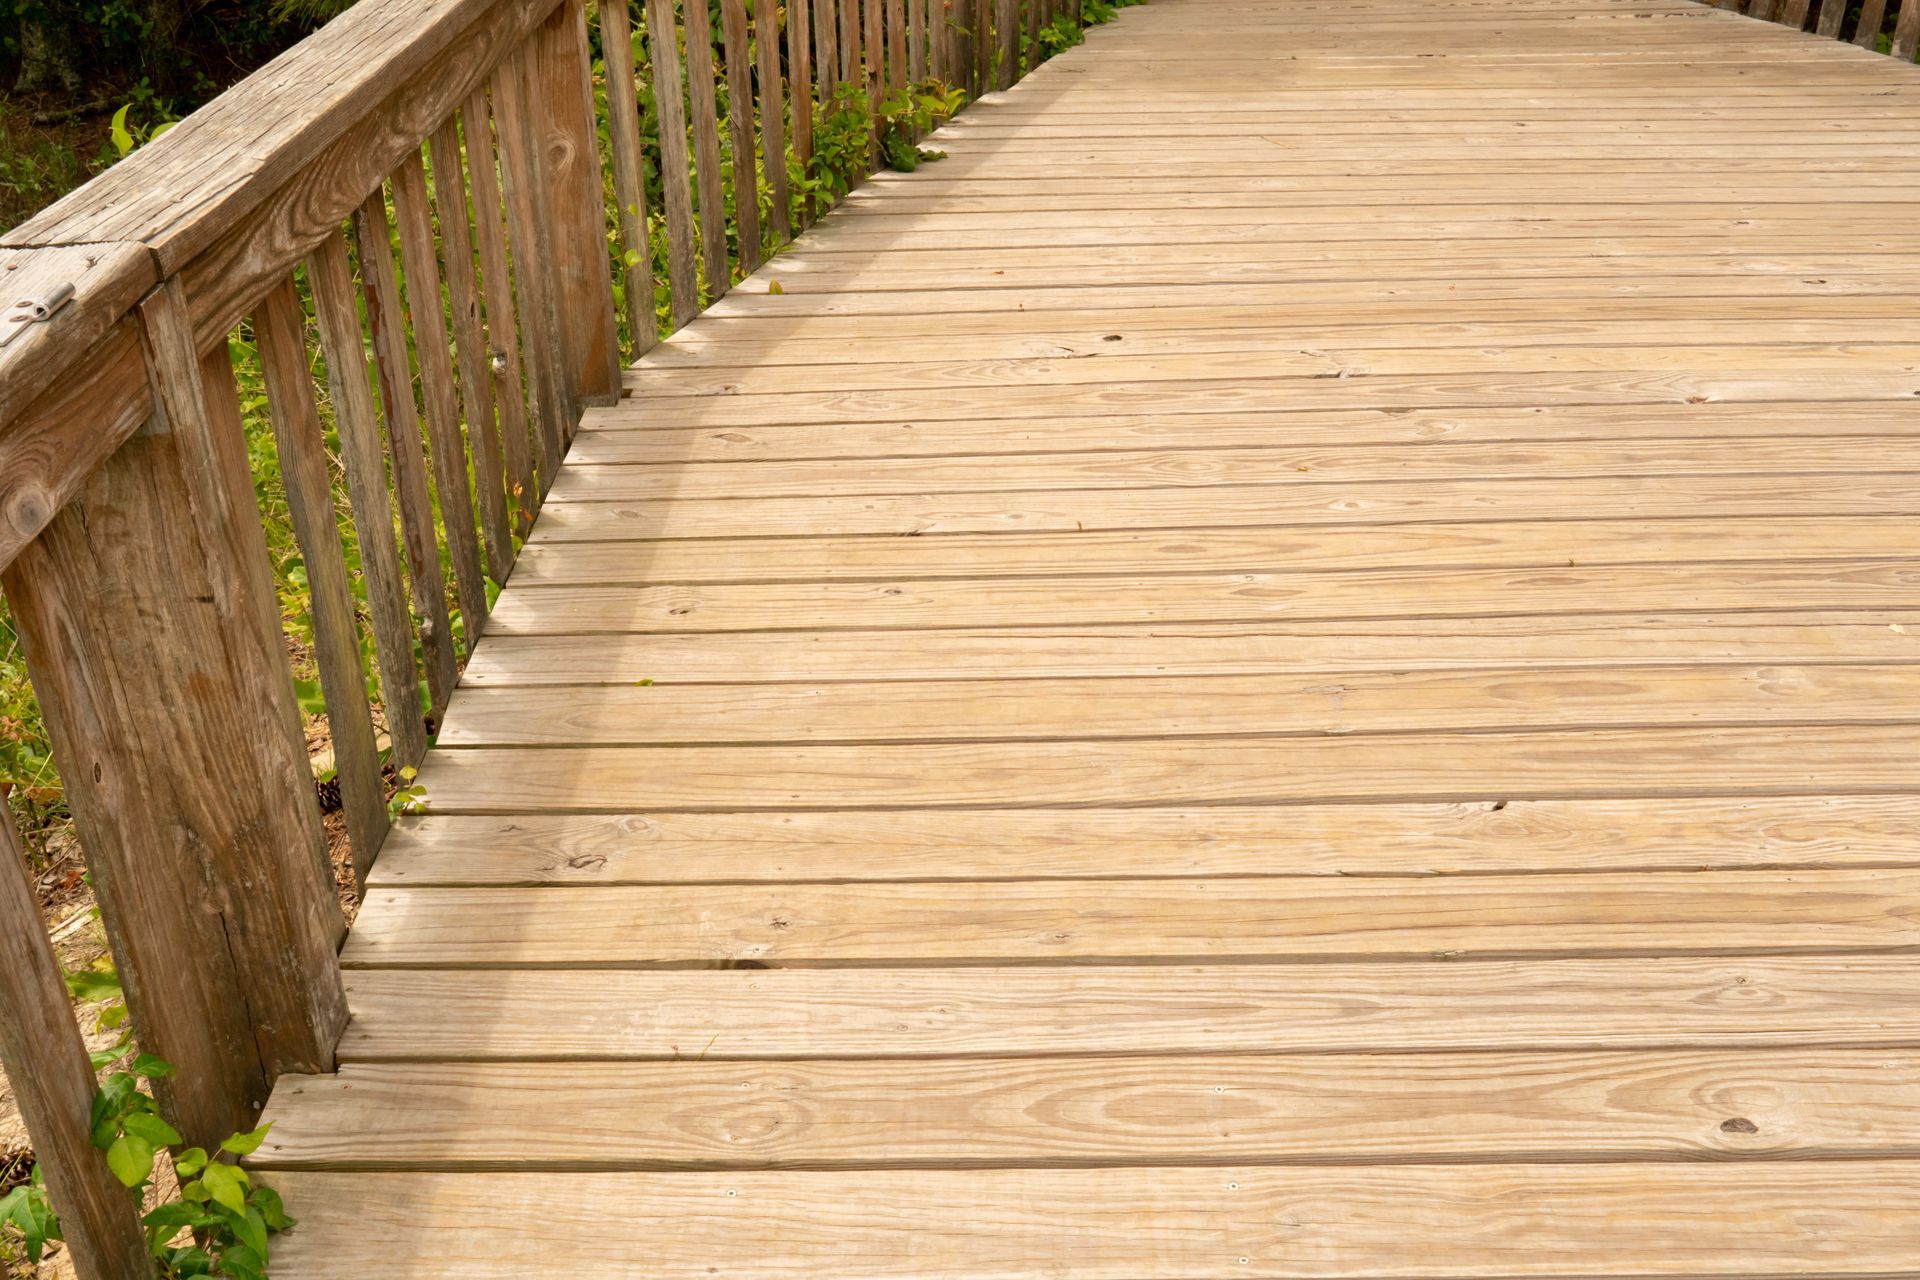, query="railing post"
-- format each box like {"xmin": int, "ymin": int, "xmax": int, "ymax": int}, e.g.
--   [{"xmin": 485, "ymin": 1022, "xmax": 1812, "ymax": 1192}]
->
[
  {"xmin": 533, "ymin": 0, "xmax": 623, "ymax": 408},
  {"xmin": 0, "ymin": 281, "xmax": 348, "ymax": 1150},
  {"xmin": 0, "ymin": 806, "xmax": 153, "ymax": 1280}
]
